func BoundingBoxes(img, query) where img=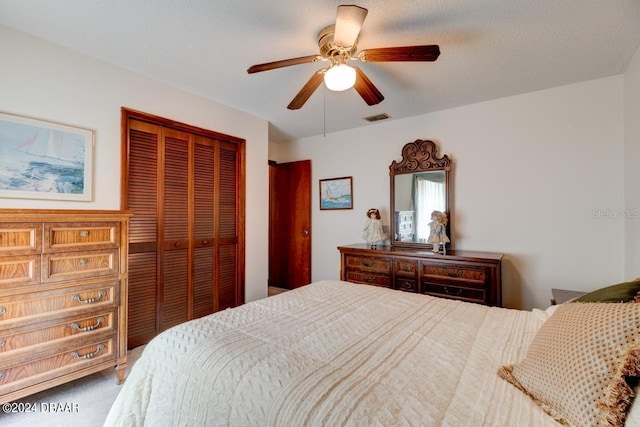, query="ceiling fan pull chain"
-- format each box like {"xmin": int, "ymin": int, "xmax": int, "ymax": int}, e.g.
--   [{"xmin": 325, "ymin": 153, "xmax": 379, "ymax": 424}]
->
[{"xmin": 323, "ymin": 85, "xmax": 326, "ymax": 138}]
